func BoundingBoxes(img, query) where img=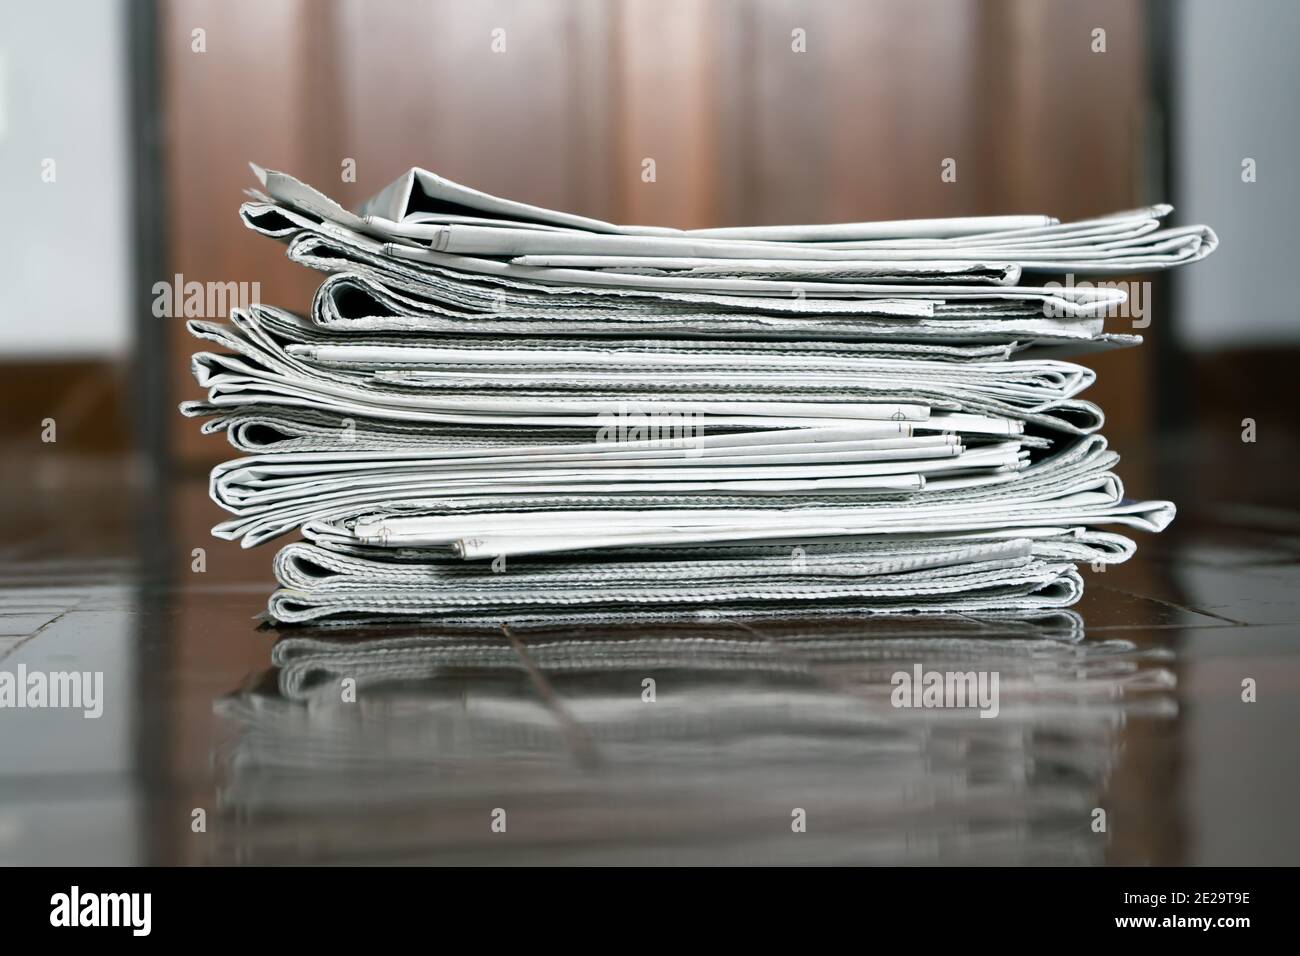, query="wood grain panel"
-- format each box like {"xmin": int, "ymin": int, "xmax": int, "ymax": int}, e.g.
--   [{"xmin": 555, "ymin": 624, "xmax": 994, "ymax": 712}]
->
[
  {"xmin": 161, "ymin": 0, "xmax": 1155, "ymax": 462},
  {"xmin": 161, "ymin": 0, "xmax": 333, "ymax": 464},
  {"xmin": 331, "ymin": 0, "xmax": 618, "ymax": 218}
]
